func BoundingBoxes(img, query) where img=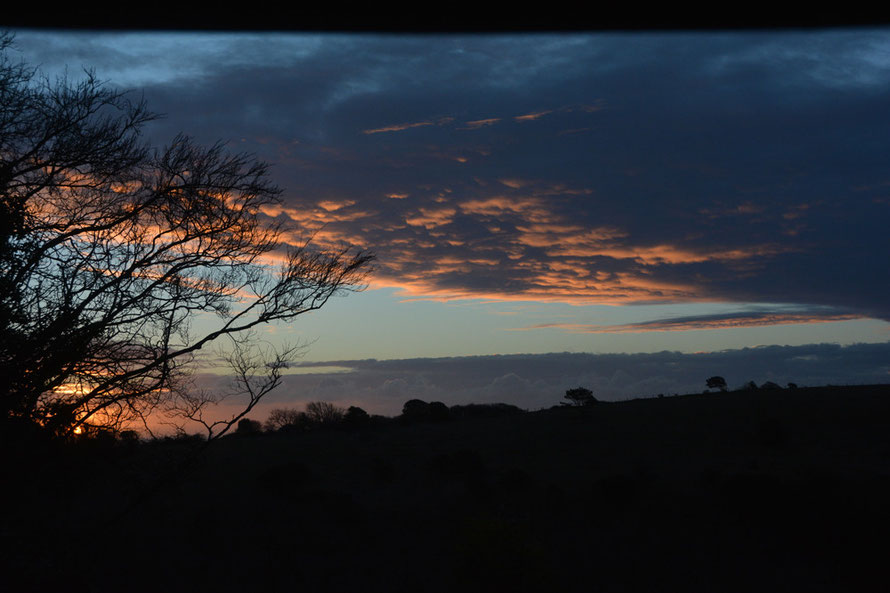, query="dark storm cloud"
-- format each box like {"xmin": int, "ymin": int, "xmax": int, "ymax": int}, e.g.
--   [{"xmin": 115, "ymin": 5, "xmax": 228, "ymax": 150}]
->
[
  {"xmin": 15, "ymin": 31, "xmax": 890, "ymax": 318},
  {"xmin": 197, "ymin": 342, "xmax": 890, "ymax": 416}
]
